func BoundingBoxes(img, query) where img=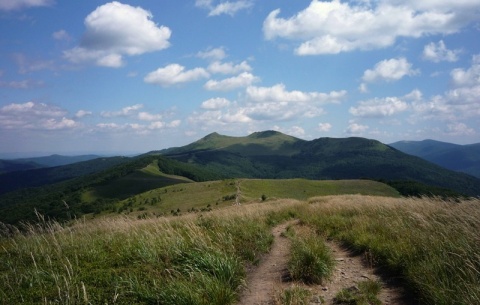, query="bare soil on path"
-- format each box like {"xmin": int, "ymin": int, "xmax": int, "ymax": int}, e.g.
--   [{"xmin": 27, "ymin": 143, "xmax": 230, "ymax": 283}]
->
[{"xmin": 237, "ymin": 221, "xmax": 414, "ymax": 305}]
